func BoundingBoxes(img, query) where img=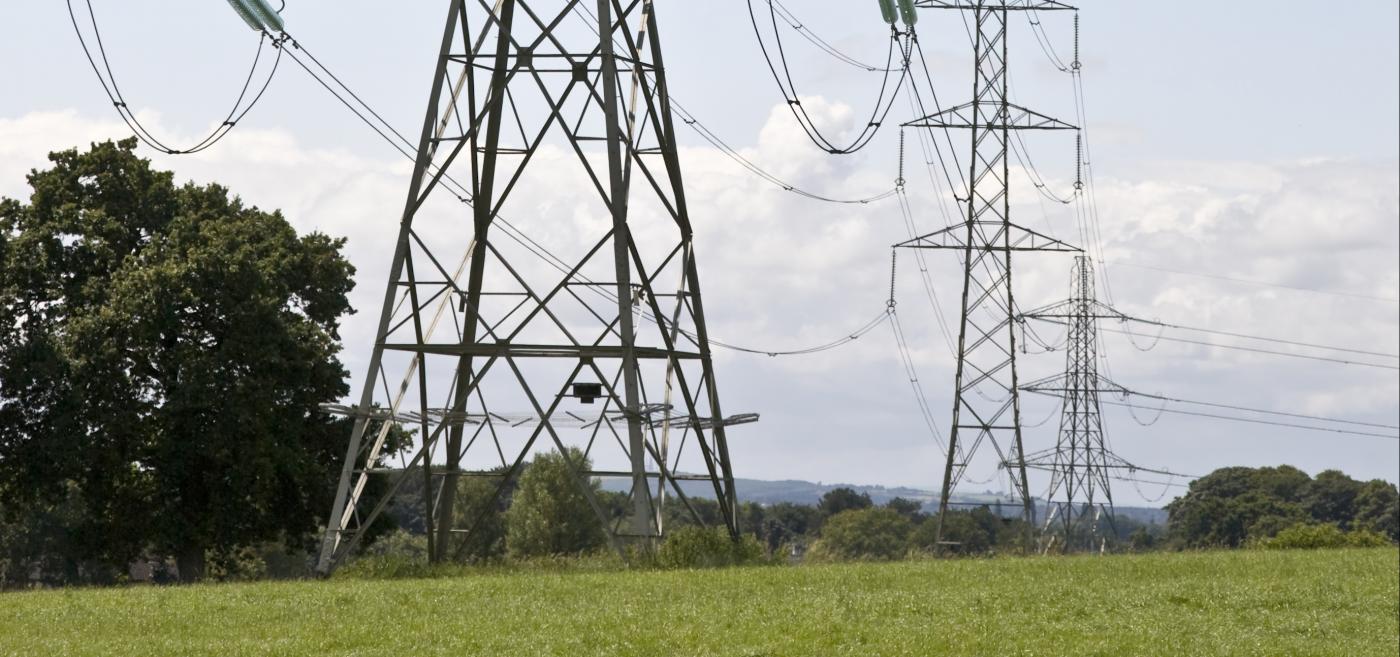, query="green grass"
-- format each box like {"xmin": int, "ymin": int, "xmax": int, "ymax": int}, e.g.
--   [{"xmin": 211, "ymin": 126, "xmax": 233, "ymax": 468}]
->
[{"xmin": 2, "ymin": 548, "xmax": 1395, "ymax": 656}]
